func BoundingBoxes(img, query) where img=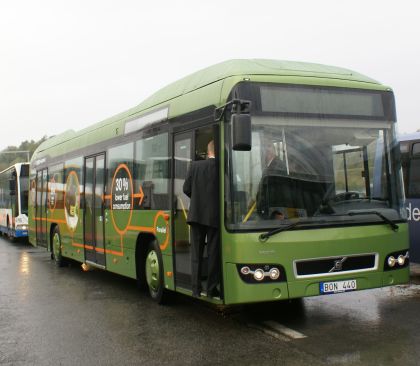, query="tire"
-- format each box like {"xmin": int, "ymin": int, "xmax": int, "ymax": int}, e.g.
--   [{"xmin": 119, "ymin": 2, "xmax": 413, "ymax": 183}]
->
[
  {"xmin": 144, "ymin": 240, "xmax": 170, "ymax": 304},
  {"xmin": 51, "ymin": 226, "xmax": 66, "ymax": 267}
]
